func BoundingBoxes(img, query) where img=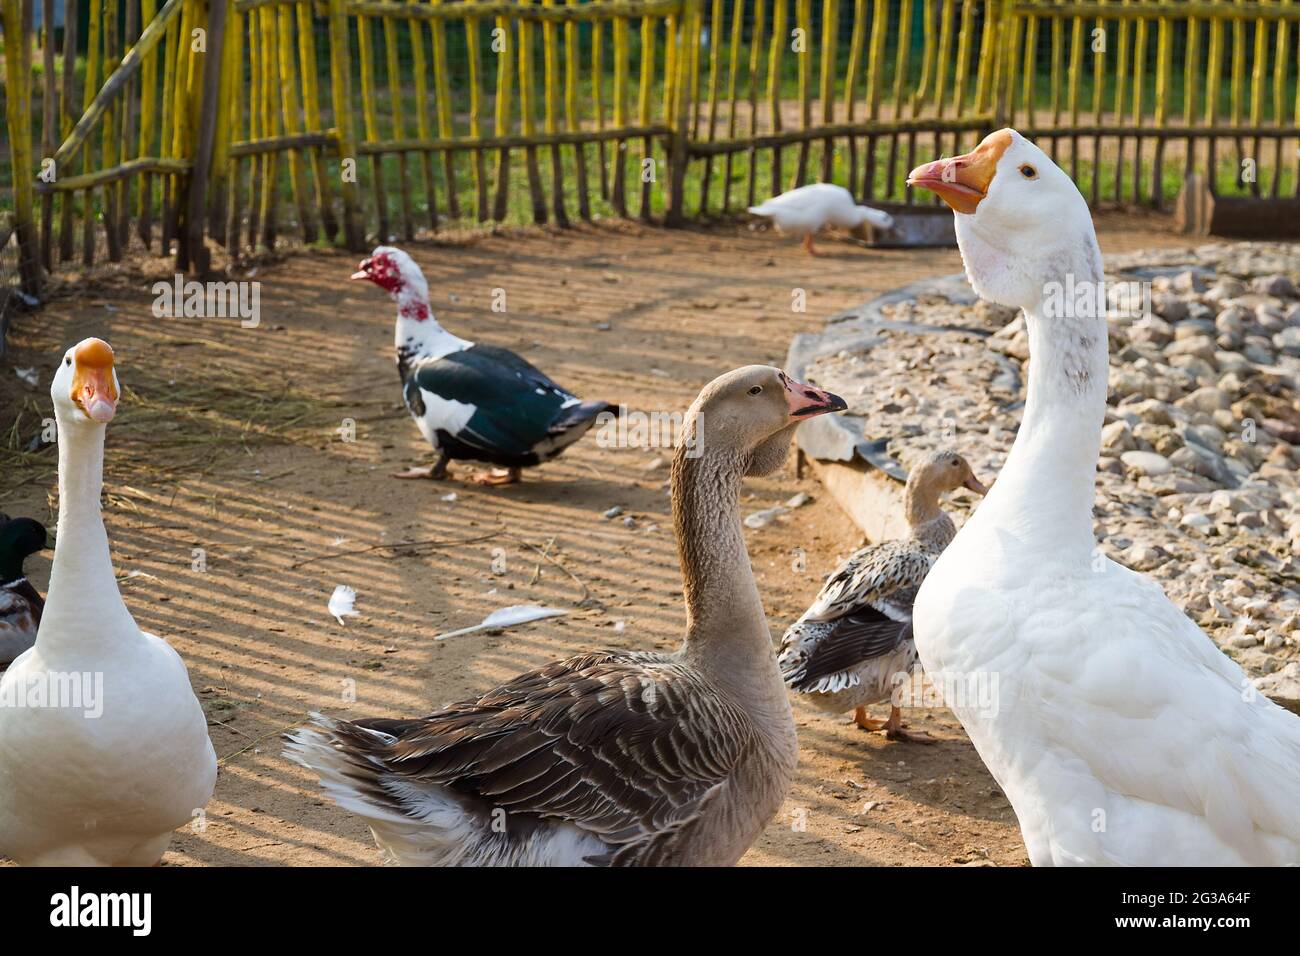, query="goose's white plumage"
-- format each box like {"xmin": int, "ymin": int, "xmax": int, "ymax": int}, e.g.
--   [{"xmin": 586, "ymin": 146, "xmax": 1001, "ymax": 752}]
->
[
  {"xmin": 908, "ymin": 129, "xmax": 1300, "ymax": 866},
  {"xmin": 0, "ymin": 338, "xmax": 216, "ymax": 866},
  {"xmin": 748, "ymin": 183, "xmax": 893, "ymax": 251}
]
